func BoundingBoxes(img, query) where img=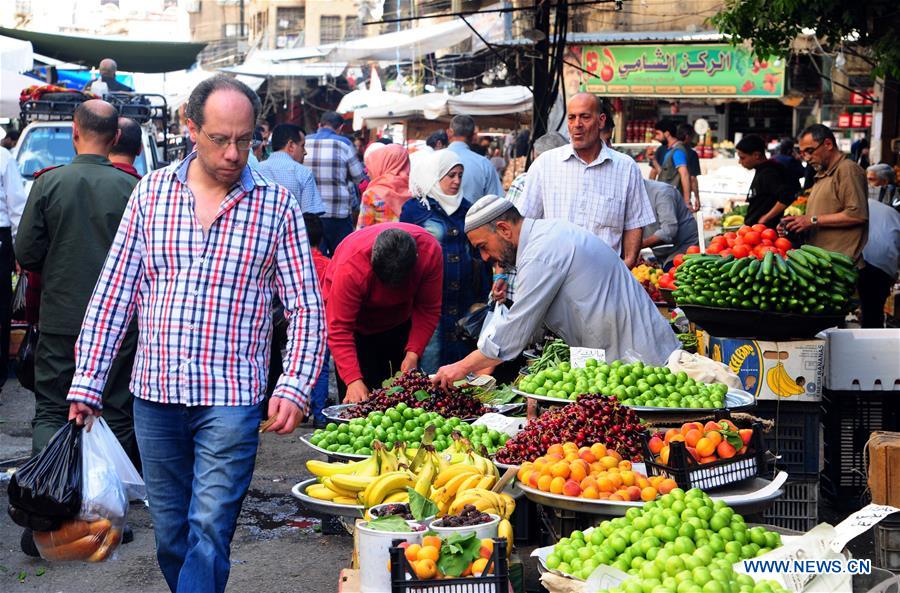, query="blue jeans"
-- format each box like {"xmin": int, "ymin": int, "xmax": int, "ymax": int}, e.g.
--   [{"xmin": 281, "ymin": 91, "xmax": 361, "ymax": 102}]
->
[
  {"xmin": 310, "ymin": 349, "xmax": 330, "ymax": 424},
  {"xmin": 320, "ymin": 216, "xmax": 353, "ymax": 256},
  {"xmin": 134, "ymin": 398, "xmax": 261, "ymax": 593}
]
